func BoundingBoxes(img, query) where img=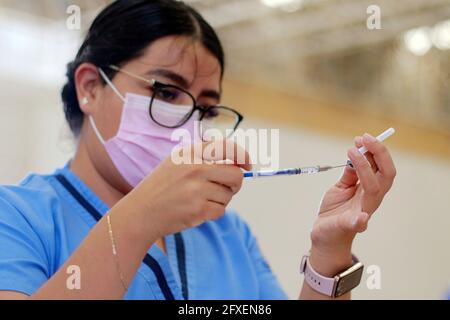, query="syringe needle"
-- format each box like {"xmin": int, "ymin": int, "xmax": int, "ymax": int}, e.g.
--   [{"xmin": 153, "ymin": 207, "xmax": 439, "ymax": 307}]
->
[
  {"xmin": 333, "ymin": 164, "xmax": 348, "ymax": 169},
  {"xmin": 318, "ymin": 164, "xmax": 348, "ymax": 172}
]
